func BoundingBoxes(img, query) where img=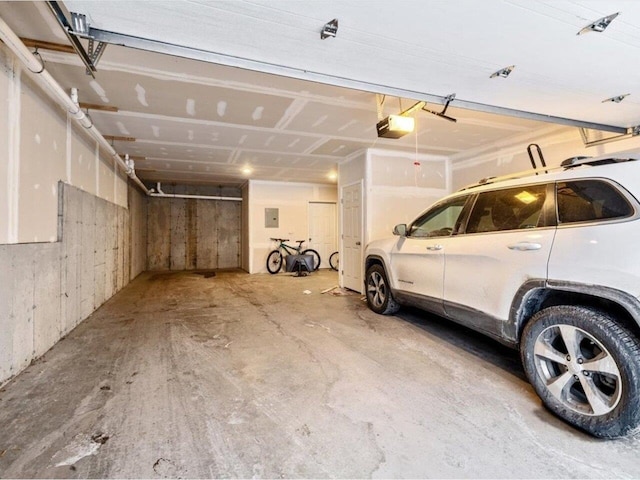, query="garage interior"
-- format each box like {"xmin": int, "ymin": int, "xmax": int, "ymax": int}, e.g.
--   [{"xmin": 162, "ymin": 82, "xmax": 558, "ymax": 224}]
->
[{"xmin": 1, "ymin": 1, "xmax": 640, "ymax": 477}]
